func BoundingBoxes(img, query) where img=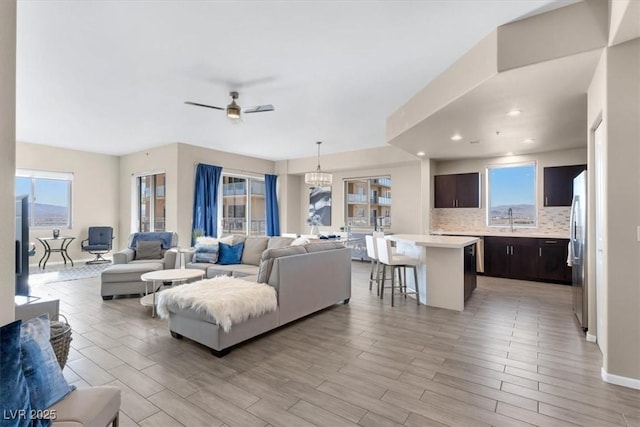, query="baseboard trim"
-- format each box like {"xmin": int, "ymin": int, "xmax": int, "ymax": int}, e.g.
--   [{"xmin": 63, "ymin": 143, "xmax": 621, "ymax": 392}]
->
[
  {"xmin": 586, "ymin": 332, "xmax": 596, "ymax": 342},
  {"xmin": 601, "ymin": 367, "xmax": 640, "ymax": 390}
]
